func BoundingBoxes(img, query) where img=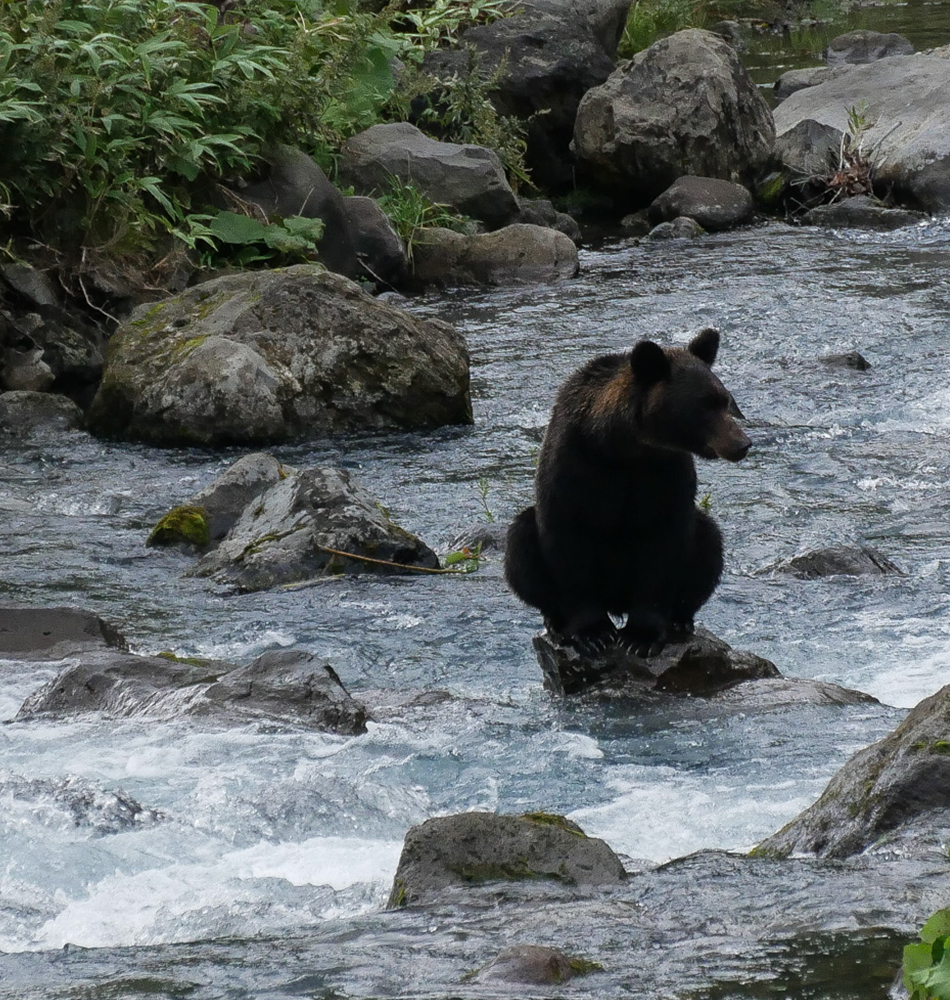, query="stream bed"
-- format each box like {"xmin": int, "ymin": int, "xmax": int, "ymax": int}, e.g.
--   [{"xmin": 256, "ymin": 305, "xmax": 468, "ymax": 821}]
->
[{"xmin": 3, "ymin": 219, "xmax": 950, "ymax": 997}]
